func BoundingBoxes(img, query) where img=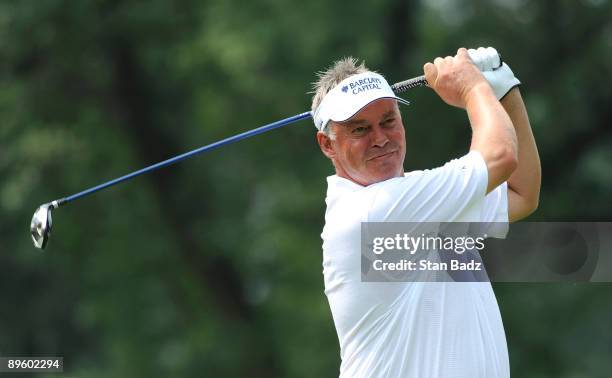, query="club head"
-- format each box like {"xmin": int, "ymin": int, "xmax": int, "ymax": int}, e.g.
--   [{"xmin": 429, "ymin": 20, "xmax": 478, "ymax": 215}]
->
[{"xmin": 31, "ymin": 203, "xmax": 53, "ymax": 249}]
